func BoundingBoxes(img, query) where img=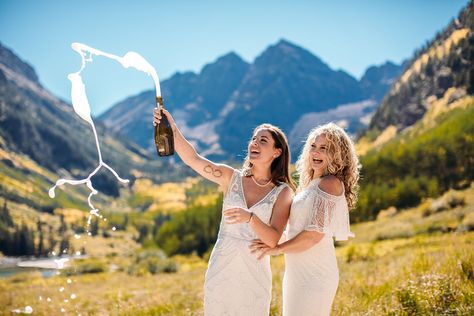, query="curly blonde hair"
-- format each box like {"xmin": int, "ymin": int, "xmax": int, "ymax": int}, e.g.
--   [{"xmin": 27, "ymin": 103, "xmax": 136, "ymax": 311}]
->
[{"xmin": 295, "ymin": 123, "xmax": 361, "ymax": 209}]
